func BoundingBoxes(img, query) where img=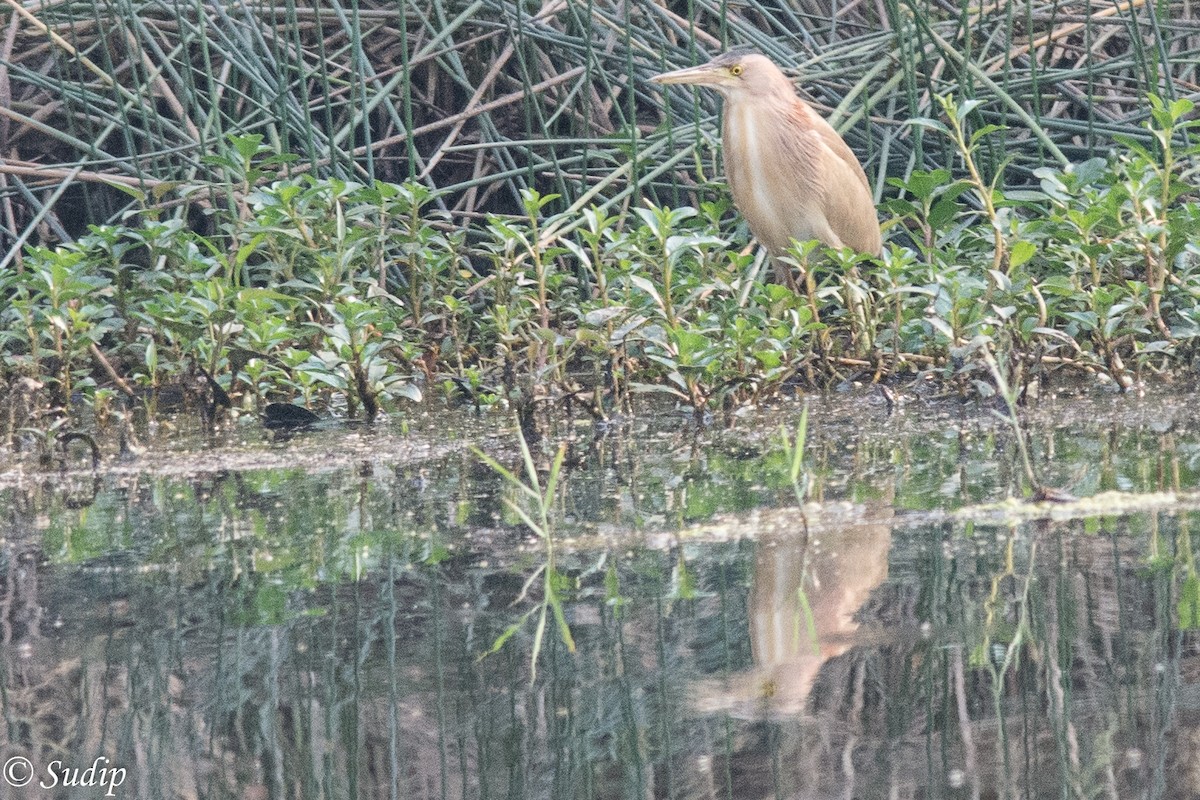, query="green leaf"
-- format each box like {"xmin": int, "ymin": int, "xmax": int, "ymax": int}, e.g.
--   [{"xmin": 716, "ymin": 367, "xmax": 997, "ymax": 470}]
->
[
  {"xmin": 234, "ymin": 233, "xmax": 267, "ymax": 268},
  {"xmin": 927, "ymin": 316, "xmax": 956, "ymax": 342},
  {"xmin": 503, "ymin": 497, "xmax": 546, "ymax": 539},
  {"xmin": 665, "ymin": 234, "xmax": 726, "ymax": 254},
  {"xmin": 230, "ymin": 133, "xmax": 267, "ymax": 161},
  {"xmin": 1070, "ymin": 157, "xmax": 1109, "ymax": 185},
  {"xmin": 673, "ymin": 557, "xmax": 698, "ymax": 600},
  {"xmin": 1169, "ymin": 97, "xmax": 1195, "ymax": 120},
  {"xmin": 584, "ymin": 306, "xmax": 627, "ymax": 326},
  {"xmin": 547, "ymin": 580, "xmax": 576, "ymax": 652},
  {"xmin": 988, "ymin": 269, "xmax": 1012, "ymax": 292},
  {"xmin": 1009, "ymin": 240, "xmax": 1037, "ymax": 269},
  {"xmin": 628, "ymin": 382, "xmax": 688, "ymax": 399},
  {"xmin": 907, "ymin": 117, "xmax": 950, "ymax": 135},
  {"xmin": 236, "ymin": 287, "xmax": 294, "ymax": 305},
  {"xmin": 1113, "ymin": 134, "xmax": 1154, "ymax": 163},
  {"xmin": 530, "ymin": 603, "xmax": 548, "ymax": 683},
  {"xmin": 902, "ymin": 169, "xmax": 953, "ymax": 201},
  {"xmin": 1179, "ymin": 571, "xmax": 1200, "ymax": 629},
  {"xmin": 755, "ymin": 350, "xmax": 782, "ymax": 369},
  {"xmin": 542, "ymin": 442, "xmax": 567, "ymax": 509},
  {"xmin": 1061, "ymin": 311, "xmax": 1099, "ymax": 331},
  {"xmin": 671, "ymin": 328, "xmax": 711, "ymax": 361},
  {"xmin": 1002, "ymin": 190, "xmax": 1049, "ymax": 203},
  {"xmin": 390, "ymin": 382, "xmax": 423, "ymax": 403},
  {"xmin": 471, "ymin": 447, "xmax": 530, "ymax": 501},
  {"xmin": 628, "ymin": 274, "xmax": 663, "ymax": 306},
  {"xmin": 482, "ymin": 617, "xmax": 529, "ymax": 660},
  {"xmin": 928, "ymin": 197, "xmax": 960, "ymax": 229},
  {"xmin": 102, "ymin": 181, "xmax": 147, "ymax": 203},
  {"xmin": 955, "ymin": 98, "xmax": 984, "ymax": 120},
  {"xmin": 969, "ymin": 123, "xmax": 1006, "ymax": 147},
  {"xmin": 787, "ymin": 402, "xmax": 809, "ymax": 485}
]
